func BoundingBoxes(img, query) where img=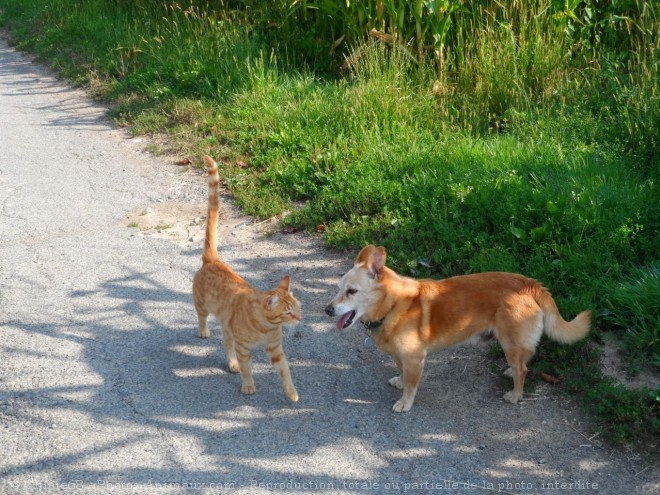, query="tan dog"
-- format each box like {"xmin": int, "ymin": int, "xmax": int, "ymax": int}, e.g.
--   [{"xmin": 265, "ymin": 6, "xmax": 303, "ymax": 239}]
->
[{"xmin": 325, "ymin": 245, "xmax": 590, "ymax": 412}]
